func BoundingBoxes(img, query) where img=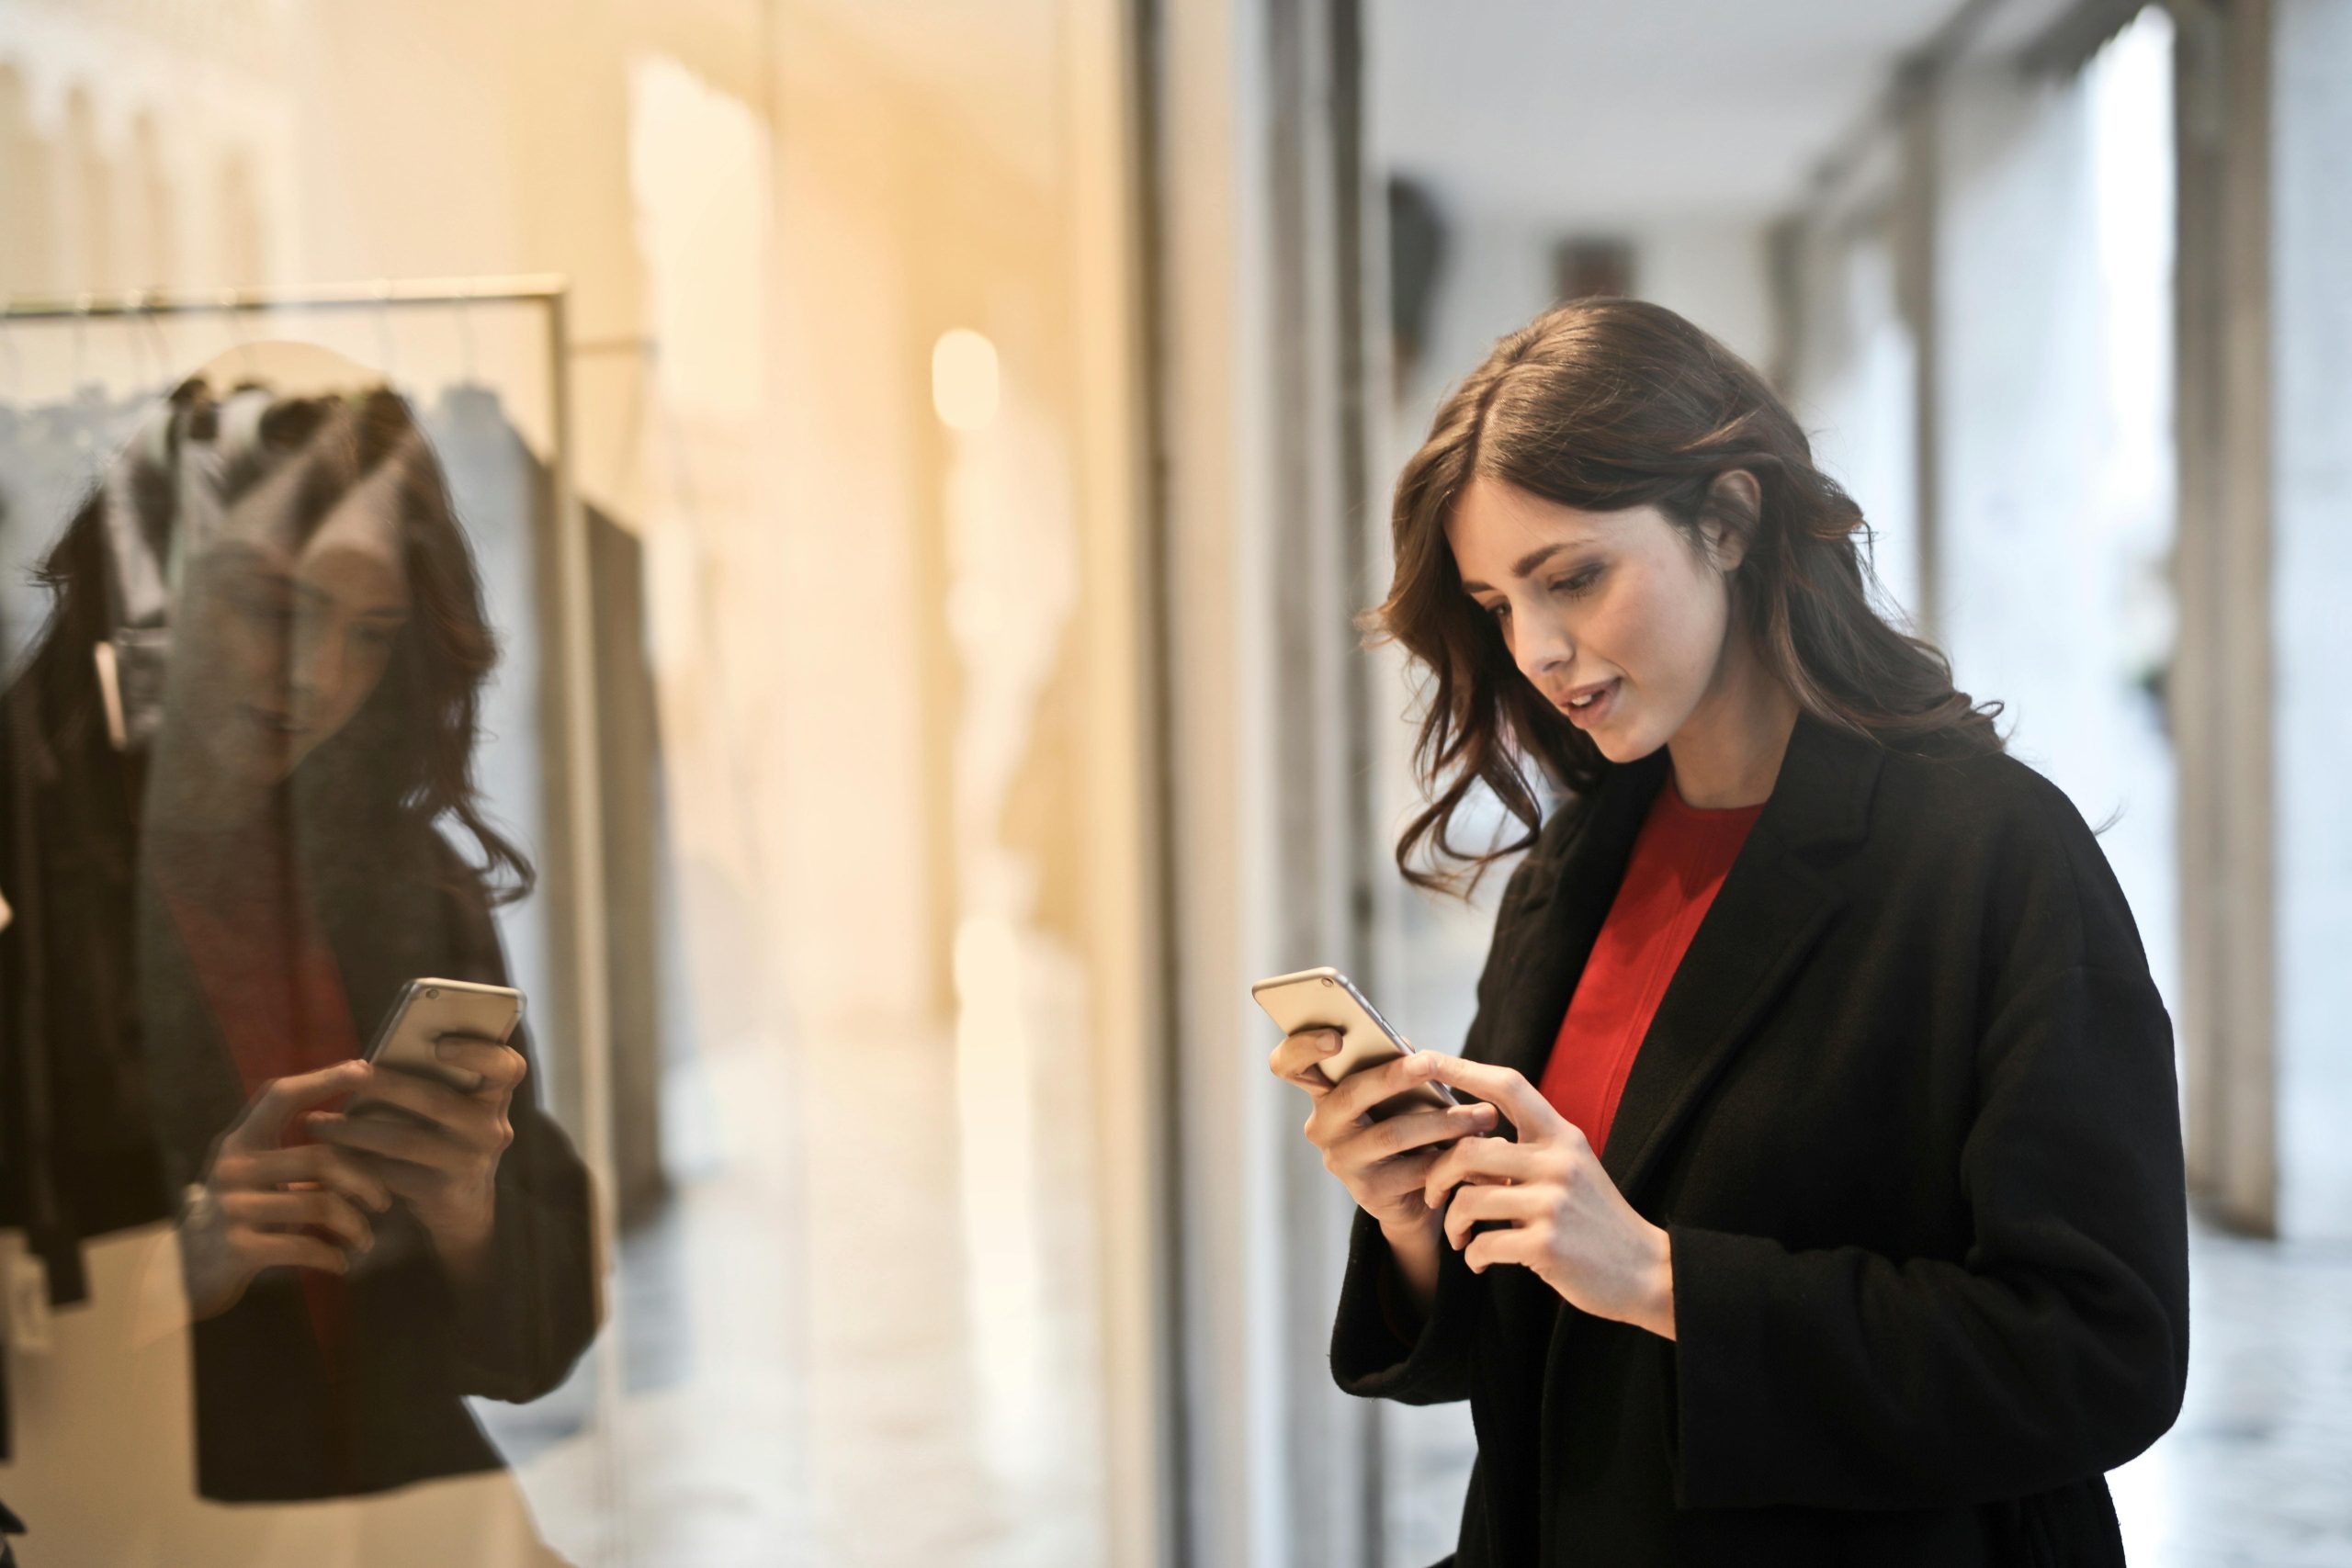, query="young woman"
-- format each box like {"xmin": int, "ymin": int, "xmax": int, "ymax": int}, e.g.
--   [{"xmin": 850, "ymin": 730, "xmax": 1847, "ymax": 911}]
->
[
  {"xmin": 0, "ymin": 365, "xmax": 595, "ymax": 1517},
  {"xmin": 1269, "ymin": 299, "xmax": 2188, "ymax": 1565}
]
